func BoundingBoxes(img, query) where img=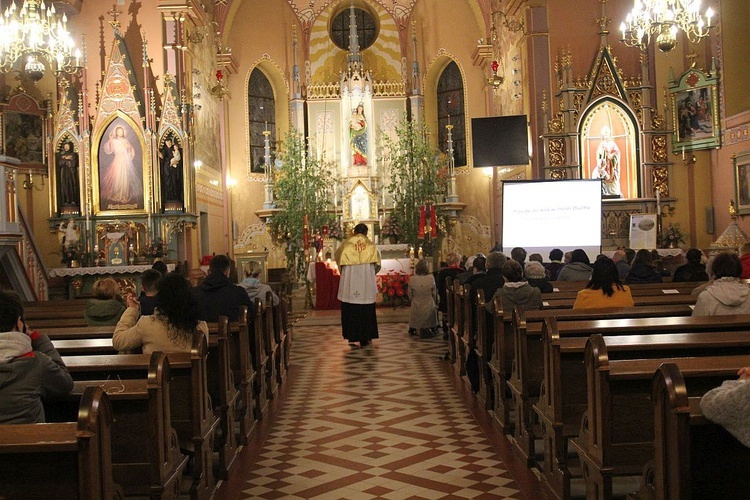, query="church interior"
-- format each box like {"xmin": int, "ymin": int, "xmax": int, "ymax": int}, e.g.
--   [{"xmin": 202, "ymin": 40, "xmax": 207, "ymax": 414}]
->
[{"xmin": 1, "ymin": 0, "xmax": 750, "ymax": 498}]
